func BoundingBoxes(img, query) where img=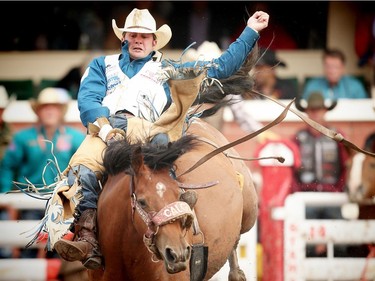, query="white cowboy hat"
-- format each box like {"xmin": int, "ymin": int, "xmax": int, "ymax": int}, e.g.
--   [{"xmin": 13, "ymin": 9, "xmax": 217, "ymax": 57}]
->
[
  {"xmin": 0, "ymin": 85, "xmax": 9, "ymax": 108},
  {"xmin": 185, "ymin": 41, "xmax": 222, "ymax": 61},
  {"xmin": 30, "ymin": 87, "xmax": 71, "ymax": 115},
  {"xmin": 112, "ymin": 8, "xmax": 172, "ymax": 51}
]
